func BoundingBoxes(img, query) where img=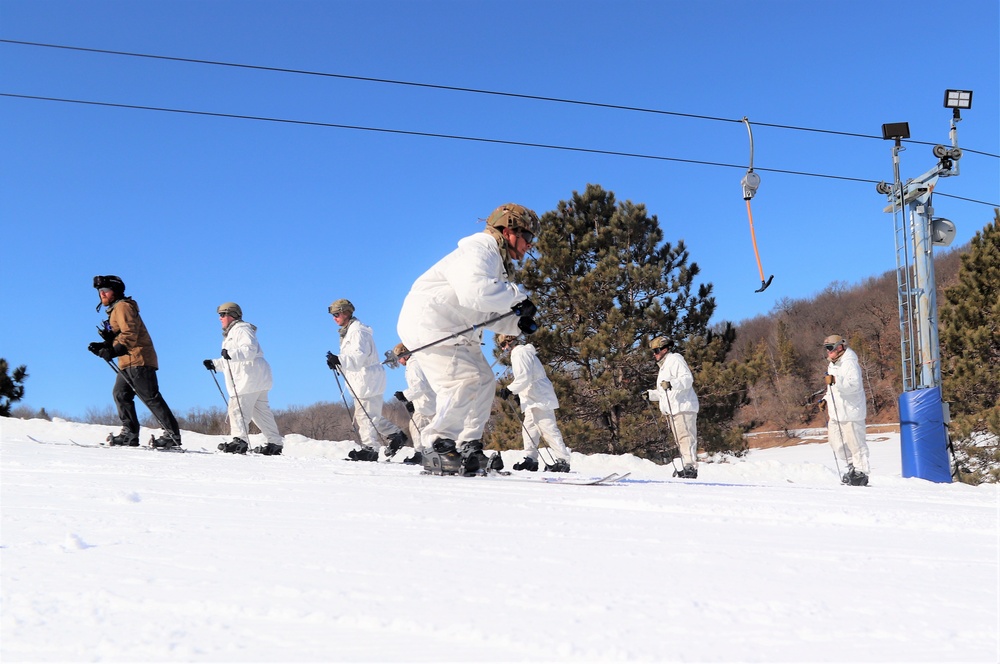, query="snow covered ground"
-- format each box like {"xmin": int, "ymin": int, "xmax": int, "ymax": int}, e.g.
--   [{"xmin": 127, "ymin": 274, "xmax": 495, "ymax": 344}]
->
[{"xmin": 2, "ymin": 416, "xmax": 997, "ymax": 662}]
